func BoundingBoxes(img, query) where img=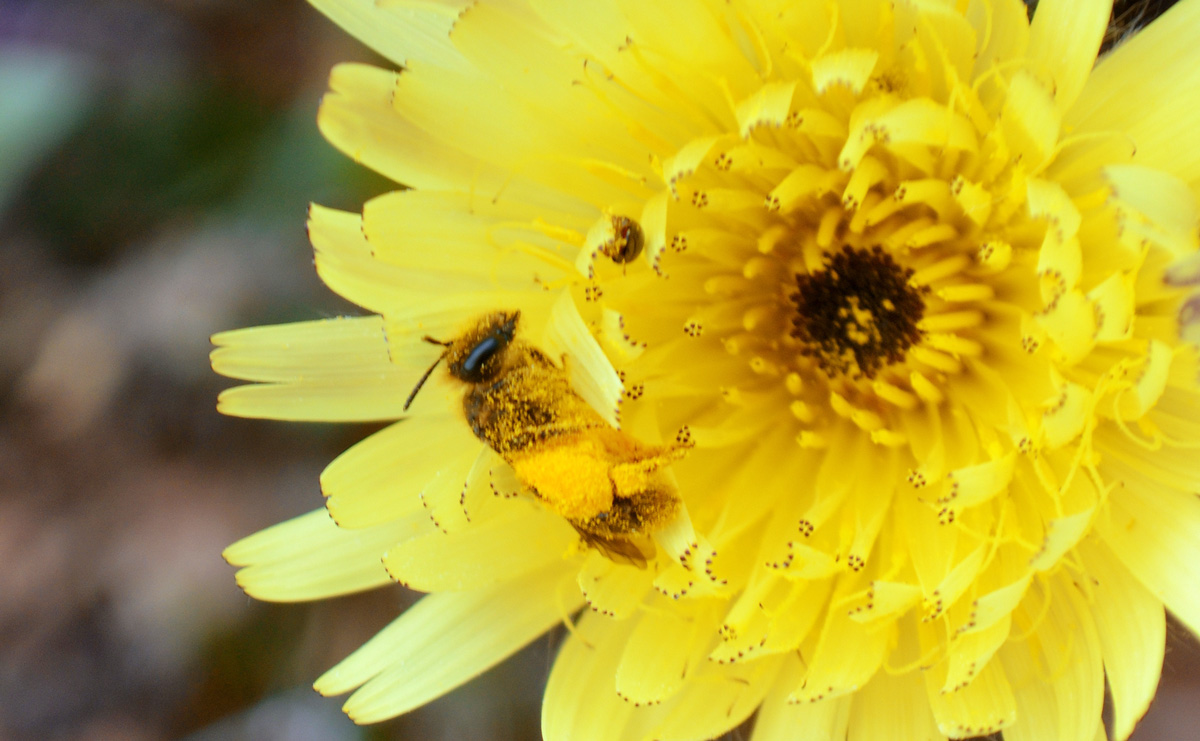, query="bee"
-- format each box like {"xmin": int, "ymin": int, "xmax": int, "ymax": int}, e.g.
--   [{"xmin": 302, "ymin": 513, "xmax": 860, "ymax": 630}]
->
[{"xmin": 404, "ymin": 311, "xmax": 687, "ymax": 565}]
